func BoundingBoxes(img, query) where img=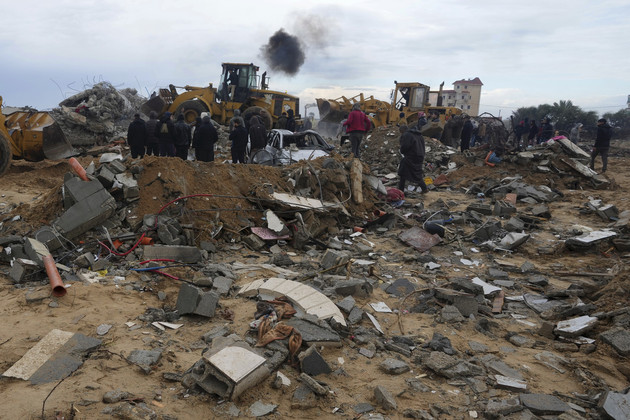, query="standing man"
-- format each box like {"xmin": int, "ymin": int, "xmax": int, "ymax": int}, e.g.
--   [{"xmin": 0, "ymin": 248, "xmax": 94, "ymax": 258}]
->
[
  {"xmin": 539, "ymin": 117, "xmax": 554, "ymax": 143},
  {"xmin": 229, "ymin": 119, "xmax": 248, "ymax": 163},
  {"xmin": 343, "ymin": 103, "xmax": 371, "ymax": 158},
  {"xmin": 286, "ymin": 109, "xmax": 297, "ymax": 132},
  {"xmin": 193, "ymin": 116, "xmax": 218, "ymax": 162},
  {"xmin": 127, "ymin": 113, "xmax": 147, "ymax": 159},
  {"xmin": 248, "ymin": 116, "xmax": 267, "ymax": 159},
  {"xmin": 398, "ymin": 123, "xmax": 428, "ymax": 193},
  {"xmin": 590, "ymin": 118, "xmax": 612, "ymax": 173},
  {"xmin": 460, "ymin": 115, "xmax": 473, "ymax": 152},
  {"xmin": 145, "ymin": 111, "xmax": 160, "ymax": 156},
  {"xmin": 229, "ymin": 109, "xmax": 245, "ymax": 133},
  {"xmin": 174, "ymin": 114, "xmax": 192, "ymax": 160},
  {"xmin": 277, "ymin": 112, "xmax": 288, "ymax": 129},
  {"xmin": 157, "ymin": 112, "xmax": 176, "ymax": 157}
]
